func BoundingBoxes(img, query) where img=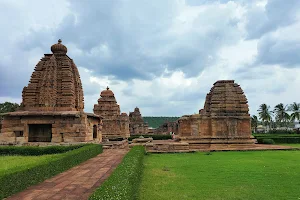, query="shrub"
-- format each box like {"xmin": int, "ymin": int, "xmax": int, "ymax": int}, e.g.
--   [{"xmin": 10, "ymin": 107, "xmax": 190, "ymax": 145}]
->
[
  {"xmin": 259, "ymin": 139, "xmax": 275, "ymax": 144},
  {"xmin": 89, "ymin": 146, "xmax": 145, "ymax": 200},
  {"xmin": 271, "ymin": 137, "xmax": 300, "ymax": 143},
  {"xmin": 267, "ymin": 129, "xmax": 296, "ymax": 134},
  {"xmin": 255, "ymin": 136, "xmax": 300, "ymax": 144},
  {"xmin": 0, "ymin": 145, "xmax": 84, "ymax": 156},
  {"xmin": 128, "ymin": 135, "xmax": 171, "ymax": 141},
  {"xmin": 0, "ymin": 144, "xmax": 102, "ymax": 199},
  {"xmin": 253, "ymin": 134, "xmax": 300, "ymax": 138},
  {"xmin": 107, "ymin": 138, "xmax": 124, "ymax": 141}
]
